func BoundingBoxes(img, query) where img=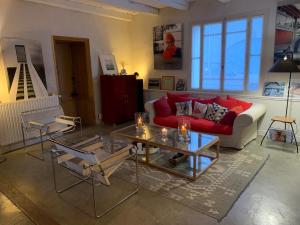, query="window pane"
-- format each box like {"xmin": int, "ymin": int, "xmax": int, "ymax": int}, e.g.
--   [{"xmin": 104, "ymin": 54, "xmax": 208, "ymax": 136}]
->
[
  {"xmin": 202, "ymin": 23, "xmax": 222, "ymax": 90},
  {"xmin": 250, "ymin": 16, "xmax": 263, "ymax": 55},
  {"xmin": 248, "ymin": 56, "xmax": 261, "ymax": 91},
  {"xmin": 224, "ymin": 19, "xmax": 247, "ymax": 91},
  {"xmin": 191, "ymin": 59, "xmax": 200, "ymax": 89},
  {"xmin": 192, "ymin": 25, "xmax": 201, "ymax": 58},
  {"xmin": 248, "ymin": 16, "xmax": 263, "ymax": 91},
  {"xmin": 191, "ymin": 25, "xmax": 201, "ymax": 89},
  {"xmin": 227, "ymin": 19, "xmax": 247, "ymax": 33}
]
